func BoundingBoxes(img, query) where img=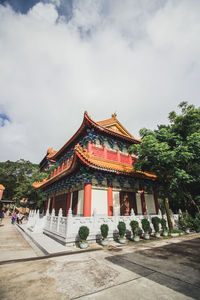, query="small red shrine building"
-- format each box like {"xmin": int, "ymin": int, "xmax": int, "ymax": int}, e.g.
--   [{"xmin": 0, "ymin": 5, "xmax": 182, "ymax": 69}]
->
[{"xmin": 33, "ymin": 112, "xmax": 158, "ymax": 217}]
